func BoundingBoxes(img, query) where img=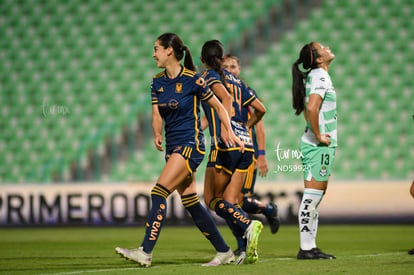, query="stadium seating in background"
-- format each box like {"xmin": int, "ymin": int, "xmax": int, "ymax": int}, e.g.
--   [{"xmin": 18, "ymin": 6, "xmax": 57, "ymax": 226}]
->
[
  {"xmin": 242, "ymin": 0, "xmax": 414, "ymax": 180},
  {"xmin": 0, "ymin": 0, "xmax": 274, "ymax": 183},
  {"xmin": 1, "ymin": 0, "xmax": 412, "ymax": 183}
]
